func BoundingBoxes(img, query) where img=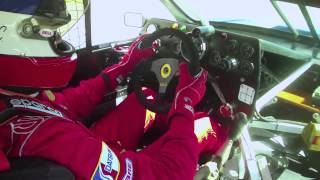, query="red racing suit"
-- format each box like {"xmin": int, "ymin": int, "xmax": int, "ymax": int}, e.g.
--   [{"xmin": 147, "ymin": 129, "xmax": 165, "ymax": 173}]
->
[{"xmin": 0, "ymin": 75, "xmax": 227, "ymax": 179}]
